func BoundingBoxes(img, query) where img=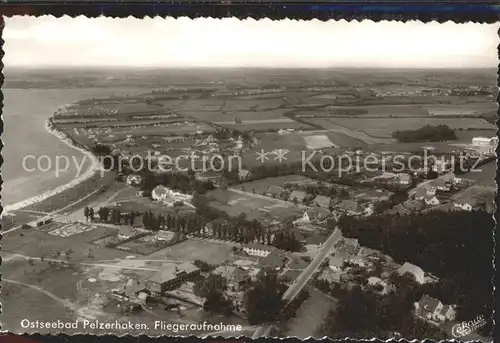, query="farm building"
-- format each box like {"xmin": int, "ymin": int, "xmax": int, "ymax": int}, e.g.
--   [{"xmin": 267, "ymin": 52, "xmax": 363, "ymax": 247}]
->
[
  {"xmin": 212, "ymin": 265, "xmax": 251, "ymax": 291},
  {"xmin": 338, "ymin": 199, "xmax": 361, "ymax": 214},
  {"xmin": 146, "ymin": 263, "xmax": 200, "ymax": 294},
  {"xmin": 472, "ymin": 136, "xmax": 498, "ymax": 147},
  {"xmin": 243, "ymin": 243, "xmax": 275, "ymax": 257},
  {"xmin": 313, "ymin": 195, "xmax": 332, "ymax": 209},
  {"xmin": 289, "ymin": 190, "xmax": 307, "ymax": 203}
]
